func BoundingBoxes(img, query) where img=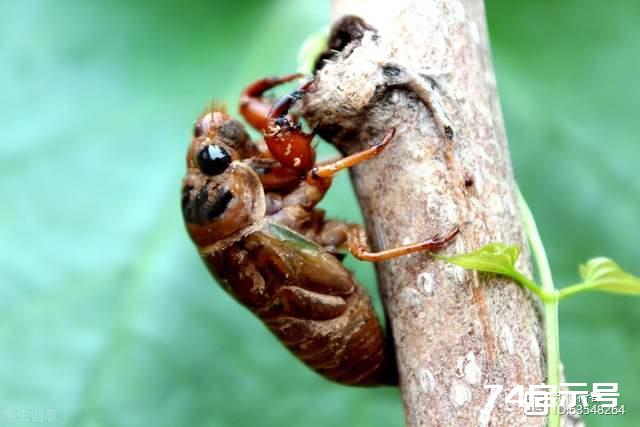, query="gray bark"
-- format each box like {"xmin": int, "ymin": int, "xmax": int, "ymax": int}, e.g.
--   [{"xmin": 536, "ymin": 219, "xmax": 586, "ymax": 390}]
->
[{"xmin": 301, "ymin": 0, "xmax": 553, "ymax": 425}]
